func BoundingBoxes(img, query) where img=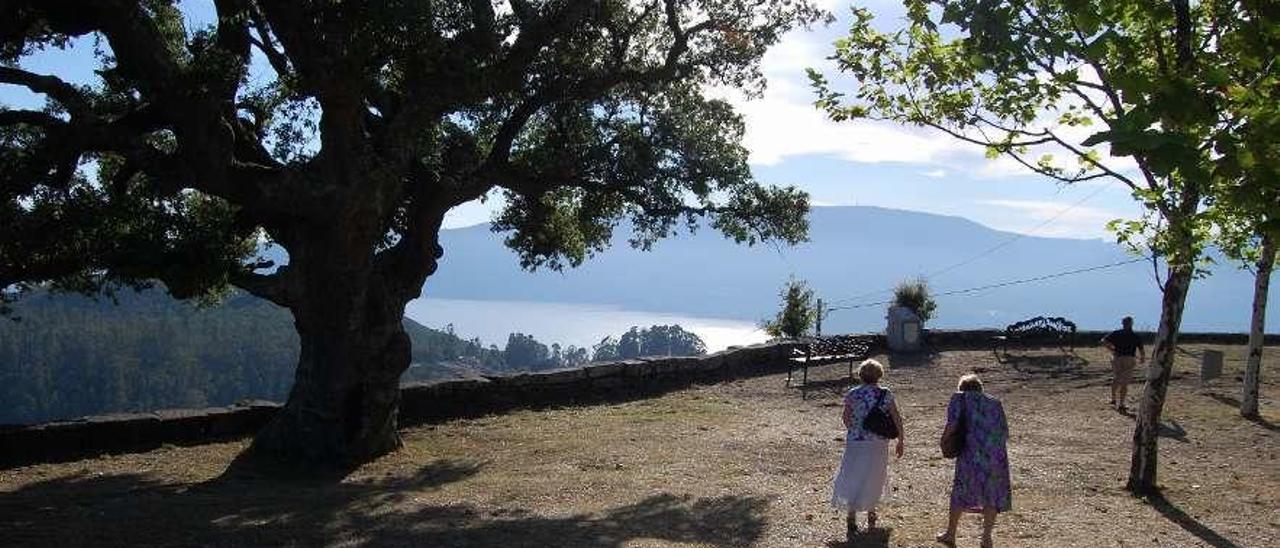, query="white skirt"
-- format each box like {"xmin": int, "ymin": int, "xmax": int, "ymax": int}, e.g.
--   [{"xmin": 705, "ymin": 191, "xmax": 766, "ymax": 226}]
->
[{"xmin": 830, "ymin": 438, "xmax": 891, "ymax": 511}]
